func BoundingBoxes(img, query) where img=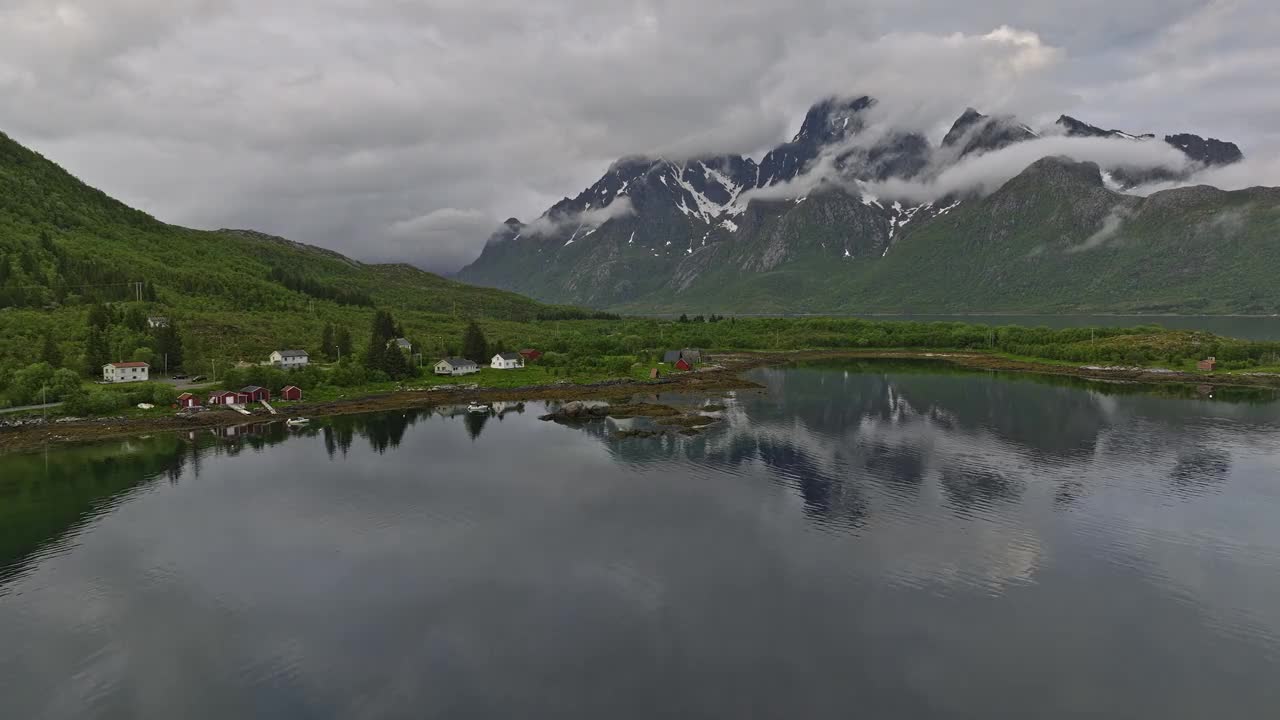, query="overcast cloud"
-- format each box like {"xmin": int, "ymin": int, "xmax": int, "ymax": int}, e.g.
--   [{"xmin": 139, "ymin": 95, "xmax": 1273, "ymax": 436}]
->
[{"xmin": 1, "ymin": 0, "xmax": 1276, "ymax": 272}]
